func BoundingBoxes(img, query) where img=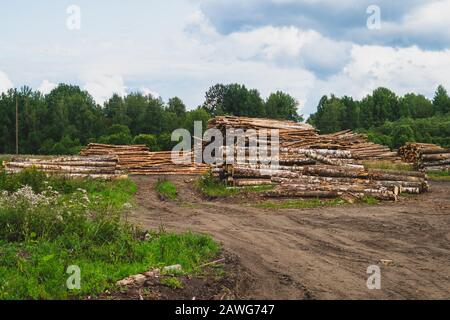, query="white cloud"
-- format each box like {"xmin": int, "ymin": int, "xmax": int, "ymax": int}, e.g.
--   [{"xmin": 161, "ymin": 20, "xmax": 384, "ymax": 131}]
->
[
  {"xmin": 396, "ymin": 0, "xmax": 450, "ymax": 36},
  {"xmin": 139, "ymin": 87, "xmax": 160, "ymax": 99},
  {"xmin": 0, "ymin": 71, "xmax": 13, "ymax": 94},
  {"xmin": 82, "ymin": 75, "xmax": 127, "ymax": 105},
  {"xmin": 304, "ymin": 45, "xmax": 450, "ymax": 114},
  {"xmin": 37, "ymin": 80, "xmax": 57, "ymax": 95},
  {"xmin": 2, "ymin": 1, "xmax": 450, "ymax": 117}
]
